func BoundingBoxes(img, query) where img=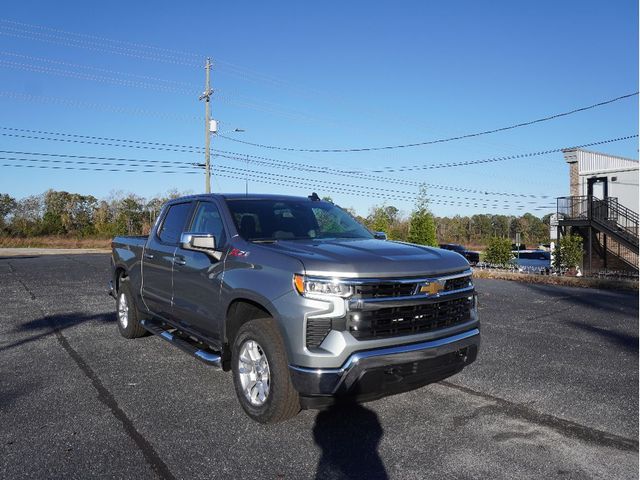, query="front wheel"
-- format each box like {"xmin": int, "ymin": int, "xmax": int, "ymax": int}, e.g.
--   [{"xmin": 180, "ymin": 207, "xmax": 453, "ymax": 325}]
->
[{"xmin": 232, "ymin": 318, "xmax": 300, "ymax": 423}]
